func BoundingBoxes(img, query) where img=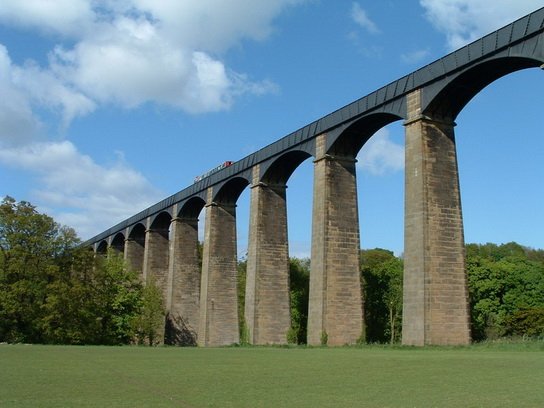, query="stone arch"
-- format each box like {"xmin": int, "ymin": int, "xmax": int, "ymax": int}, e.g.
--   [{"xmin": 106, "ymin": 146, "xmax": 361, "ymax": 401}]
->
[
  {"xmin": 128, "ymin": 223, "xmax": 146, "ymax": 244},
  {"xmin": 150, "ymin": 211, "xmax": 172, "ymax": 234},
  {"xmin": 213, "ymin": 176, "xmax": 250, "ymax": 205},
  {"xmin": 327, "ymin": 112, "xmax": 403, "ymax": 158},
  {"xmin": 423, "ymin": 57, "xmax": 544, "ymax": 120},
  {"xmin": 178, "ymin": 196, "xmax": 206, "ymax": 219},
  {"xmin": 96, "ymin": 240, "xmax": 108, "ymax": 255},
  {"xmin": 110, "ymin": 232, "xmax": 125, "ymax": 253},
  {"xmin": 260, "ymin": 150, "xmax": 313, "ymax": 185}
]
